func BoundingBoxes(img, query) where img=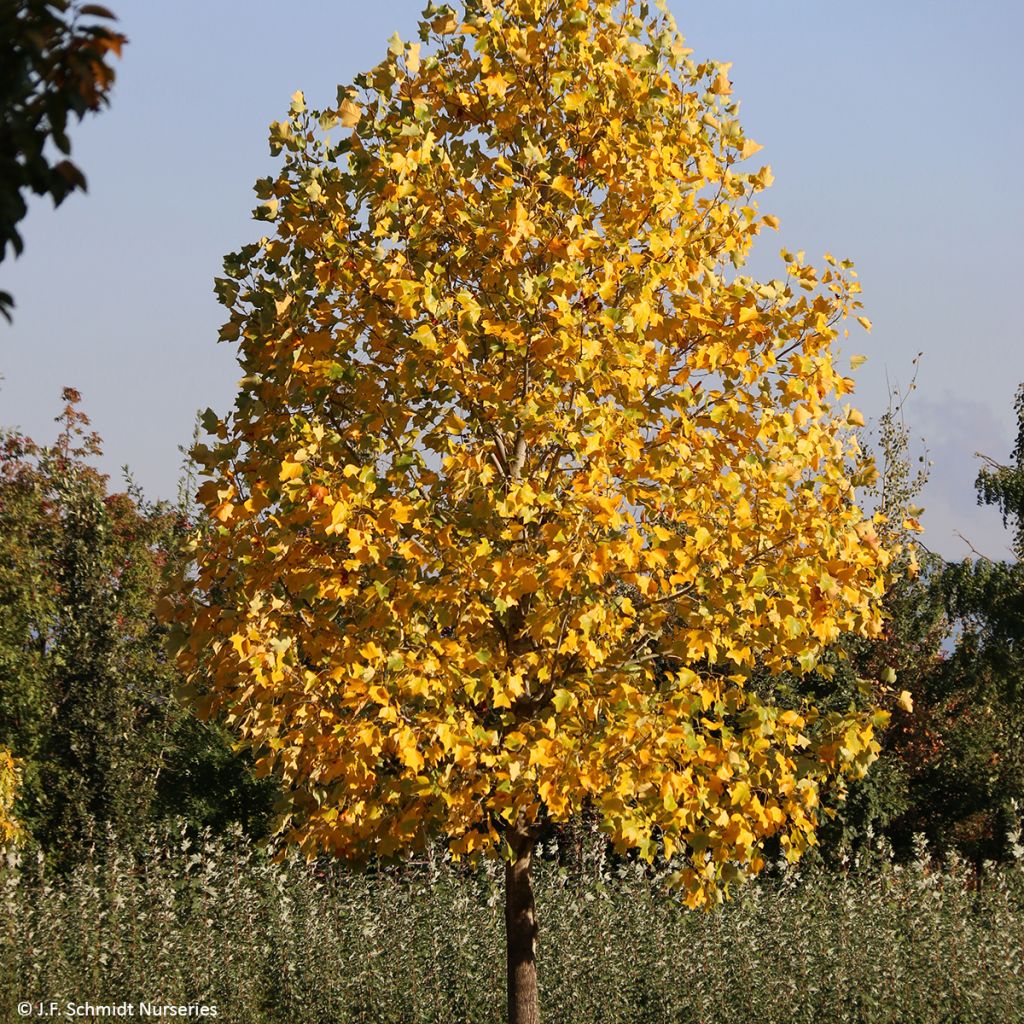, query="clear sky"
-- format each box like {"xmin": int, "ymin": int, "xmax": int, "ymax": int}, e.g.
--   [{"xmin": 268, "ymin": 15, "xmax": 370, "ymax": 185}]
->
[{"xmin": 1, "ymin": 0, "xmax": 1021, "ymax": 560}]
